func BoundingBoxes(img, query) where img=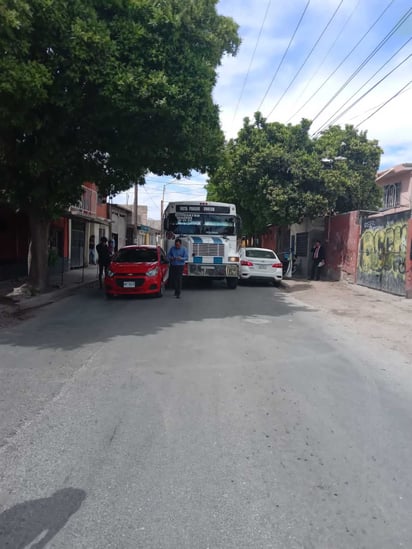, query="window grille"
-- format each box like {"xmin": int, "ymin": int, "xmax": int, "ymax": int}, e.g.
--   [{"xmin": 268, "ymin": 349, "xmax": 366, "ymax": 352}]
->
[{"xmin": 383, "ymin": 183, "xmax": 401, "ymax": 208}]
